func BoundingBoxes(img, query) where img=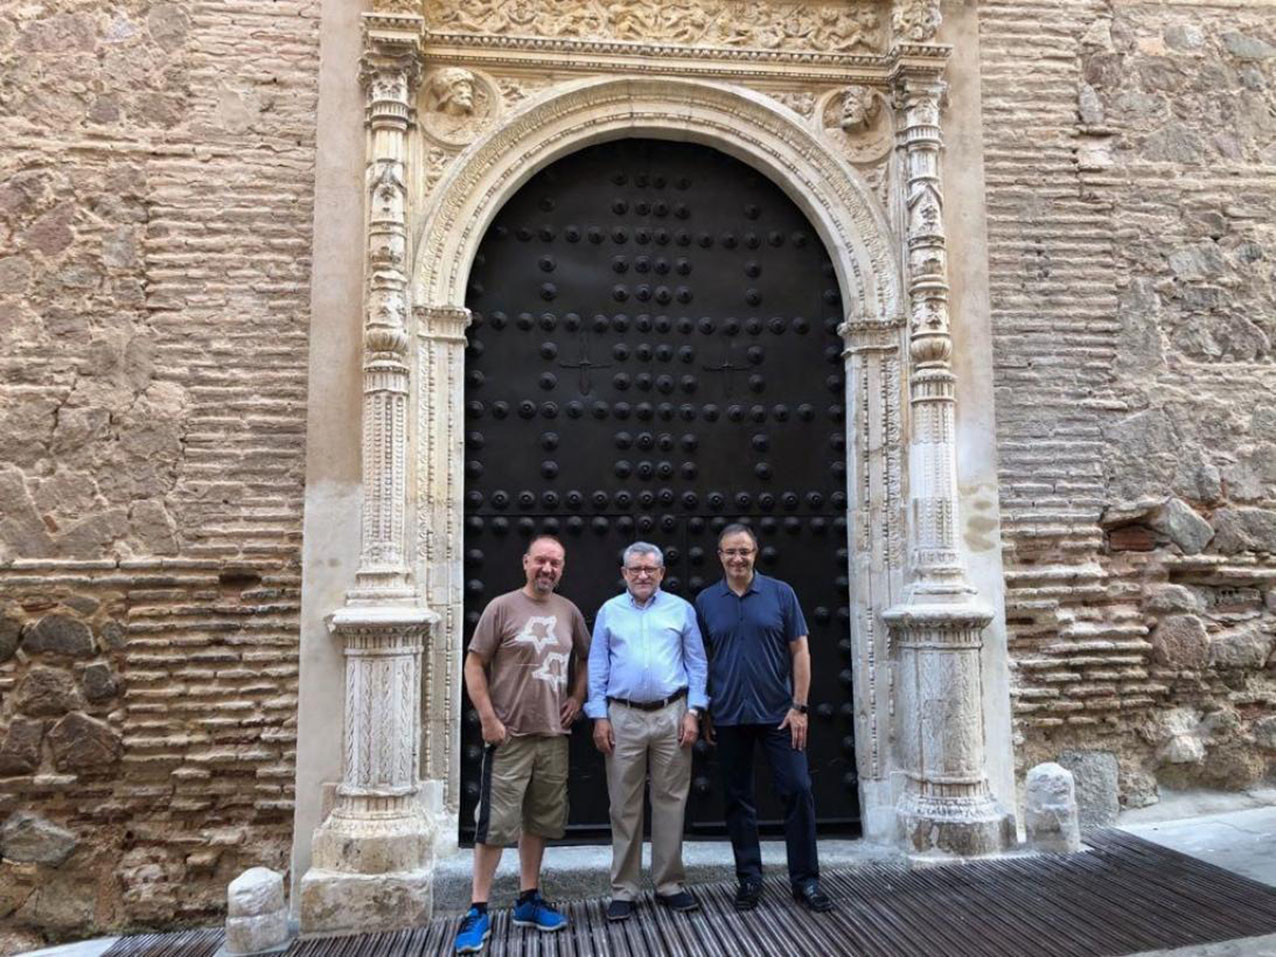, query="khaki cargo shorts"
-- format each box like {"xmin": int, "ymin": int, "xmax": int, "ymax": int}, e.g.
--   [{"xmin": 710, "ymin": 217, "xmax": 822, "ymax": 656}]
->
[{"xmin": 474, "ymin": 734, "xmax": 569, "ymax": 847}]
